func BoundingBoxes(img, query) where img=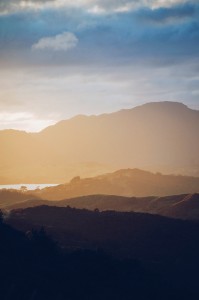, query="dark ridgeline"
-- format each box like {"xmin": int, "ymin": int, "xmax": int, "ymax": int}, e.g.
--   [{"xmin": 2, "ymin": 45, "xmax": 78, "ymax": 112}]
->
[
  {"xmin": 3, "ymin": 189, "xmax": 199, "ymax": 221},
  {"xmin": 8, "ymin": 205, "xmax": 199, "ymax": 261},
  {"xmin": 2, "ymin": 206, "xmax": 199, "ymax": 299}
]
